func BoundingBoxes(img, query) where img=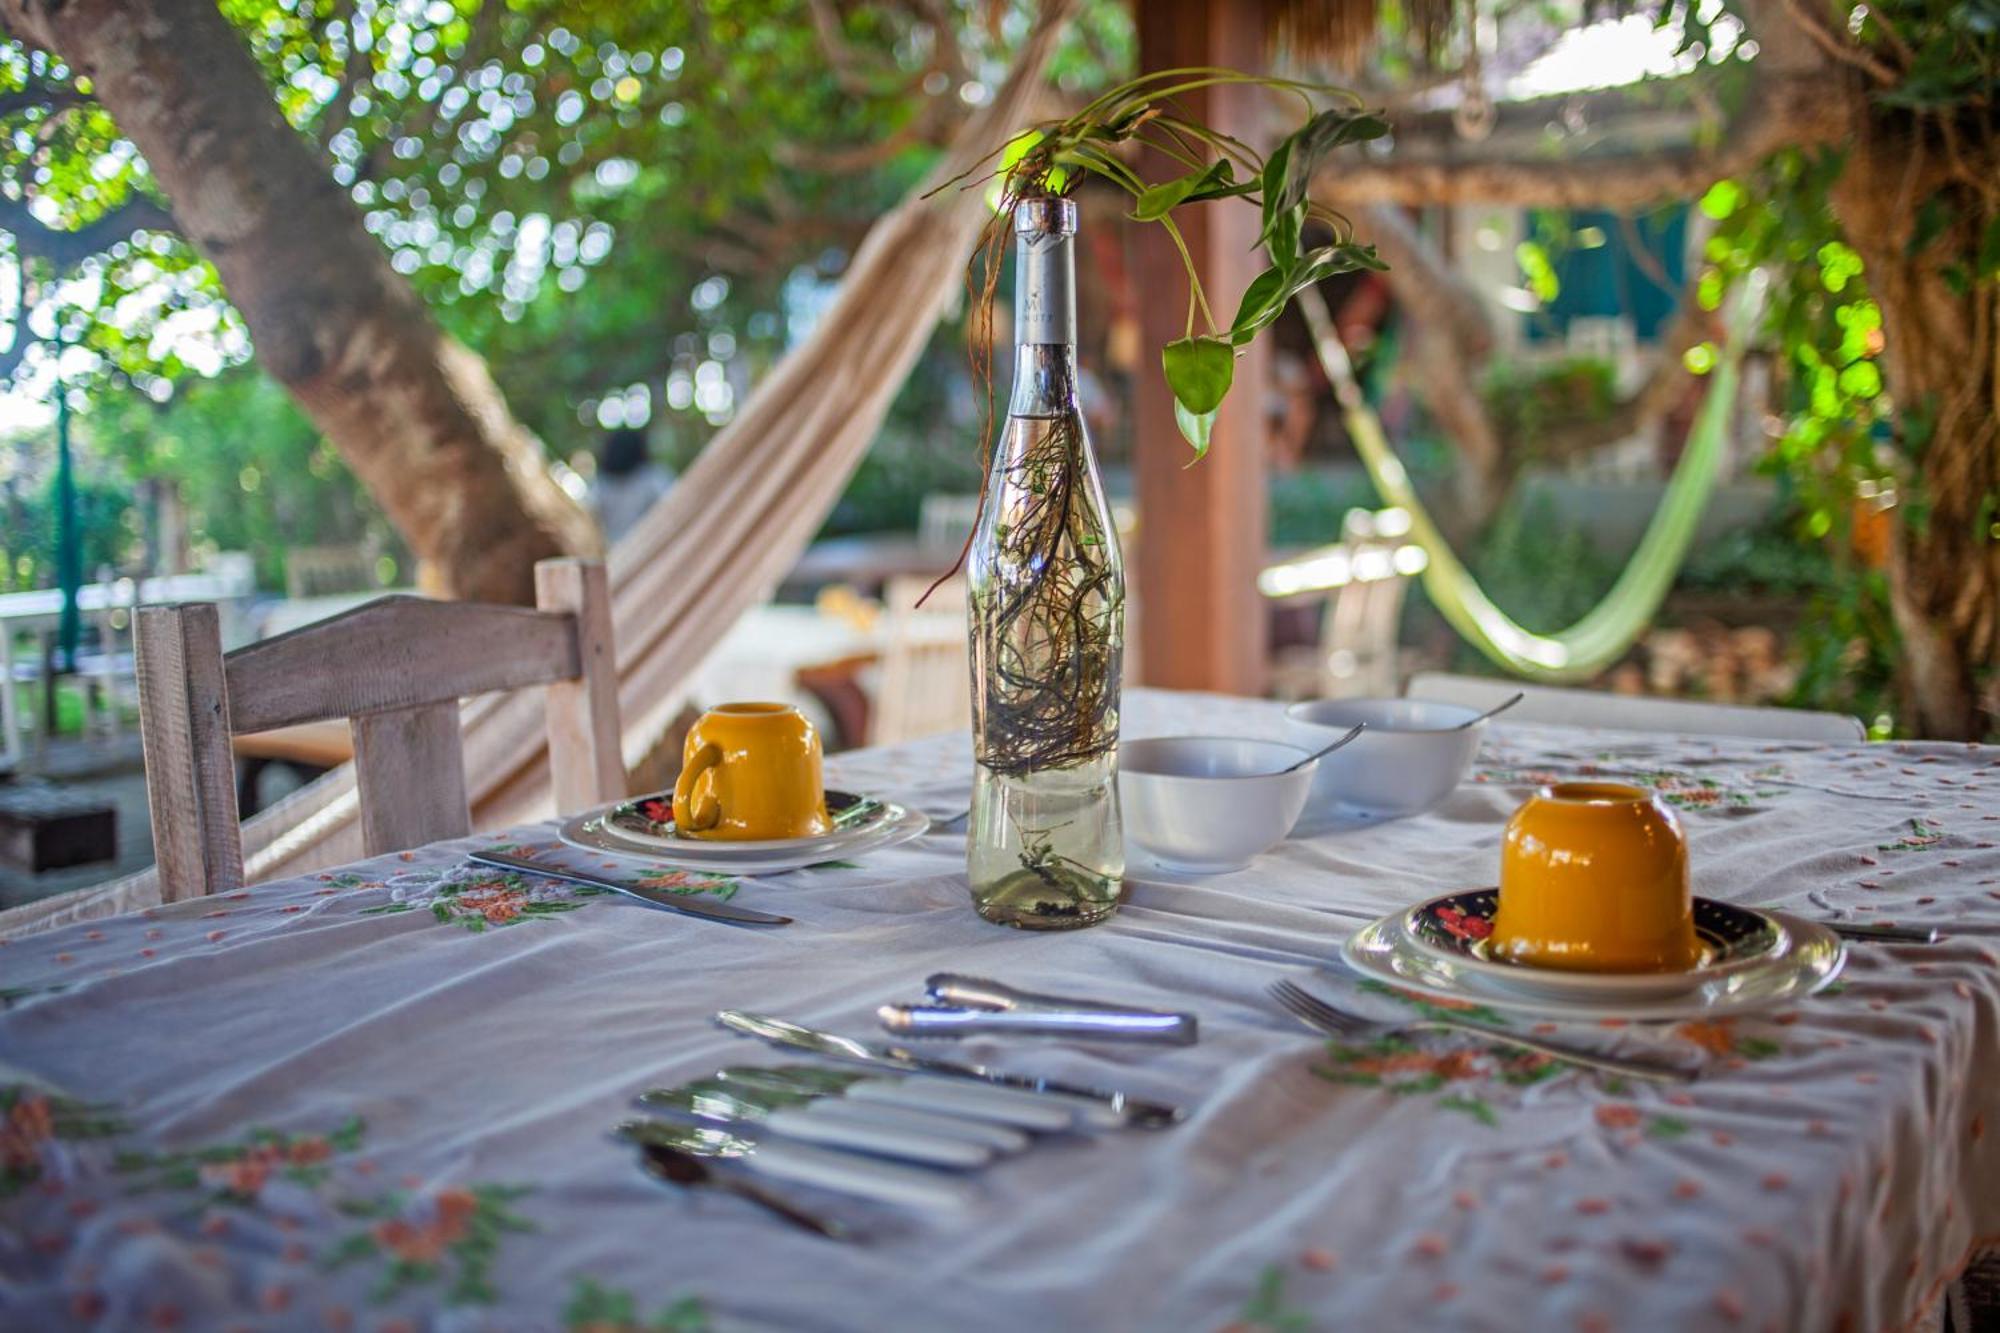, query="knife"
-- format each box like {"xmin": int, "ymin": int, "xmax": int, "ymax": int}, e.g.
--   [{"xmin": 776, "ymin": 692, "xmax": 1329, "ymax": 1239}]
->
[
  {"xmin": 616, "ymin": 1118, "xmax": 971, "ymax": 1210},
  {"xmin": 467, "ymin": 852, "xmax": 791, "ymax": 926},
  {"xmin": 638, "ymin": 1084, "xmax": 995, "ymax": 1169},
  {"xmin": 1824, "ymin": 920, "xmax": 1942, "ymax": 944},
  {"xmin": 715, "ymin": 1068, "xmax": 1036, "ymax": 1148},
  {"xmin": 715, "ymin": 1010, "xmax": 1186, "ymax": 1130}
]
